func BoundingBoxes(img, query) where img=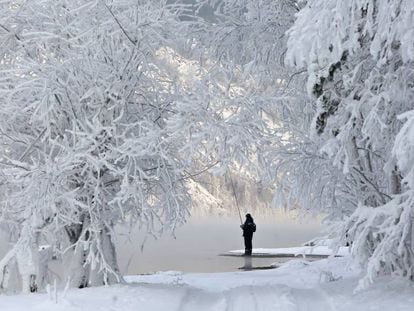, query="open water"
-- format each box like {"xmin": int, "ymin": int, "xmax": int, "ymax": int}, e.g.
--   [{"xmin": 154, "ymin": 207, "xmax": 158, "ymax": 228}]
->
[{"xmin": 116, "ymin": 211, "xmax": 322, "ymax": 275}]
